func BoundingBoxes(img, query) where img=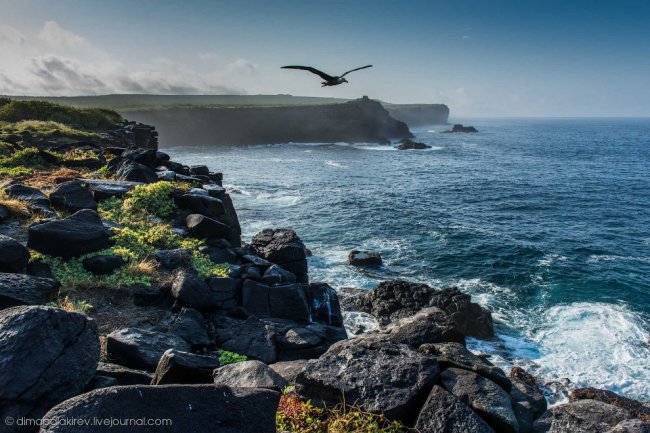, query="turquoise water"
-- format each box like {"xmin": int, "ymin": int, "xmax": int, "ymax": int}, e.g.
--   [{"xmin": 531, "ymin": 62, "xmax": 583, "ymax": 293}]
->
[{"xmin": 167, "ymin": 117, "xmax": 650, "ymax": 401}]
